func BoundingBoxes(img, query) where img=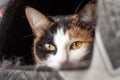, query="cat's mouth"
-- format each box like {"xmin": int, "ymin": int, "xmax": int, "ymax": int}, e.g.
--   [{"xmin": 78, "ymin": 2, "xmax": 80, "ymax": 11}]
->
[
  {"xmin": 42, "ymin": 51, "xmax": 93, "ymax": 70},
  {"xmin": 36, "ymin": 60, "xmax": 91, "ymax": 71},
  {"xmin": 59, "ymin": 51, "xmax": 93, "ymax": 70},
  {"xmin": 60, "ymin": 60, "xmax": 91, "ymax": 70}
]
